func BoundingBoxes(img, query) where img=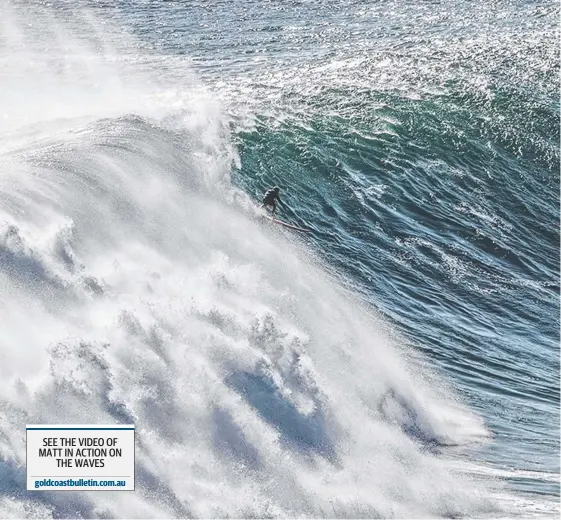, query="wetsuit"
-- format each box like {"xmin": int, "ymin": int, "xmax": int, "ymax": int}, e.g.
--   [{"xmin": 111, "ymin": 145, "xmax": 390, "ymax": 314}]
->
[{"xmin": 262, "ymin": 188, "xmax": 284, "ymax": 213}]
